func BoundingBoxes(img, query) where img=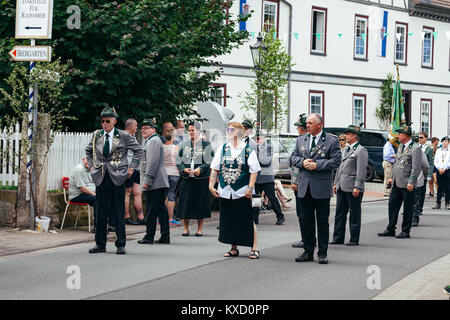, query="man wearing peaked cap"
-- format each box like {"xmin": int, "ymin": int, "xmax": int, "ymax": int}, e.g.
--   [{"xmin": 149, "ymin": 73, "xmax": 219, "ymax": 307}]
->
[
  {"xmin": 331, "ymin": 125, "xmax": 368, "ymax": 246},
  {"xmin": 378, "ymin": 124, "xmax": 422, "ymax": 239},
  {"xmin": 138, "ymin": 118, "xmax": 171, "ymax": 245},
  {"xmin": 291, "ymin": 113, "xmax": 308, "ymax": 248},
  {"xmin": 85, "ymin": 107, "xmax": 143, "ymax": 255}
]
